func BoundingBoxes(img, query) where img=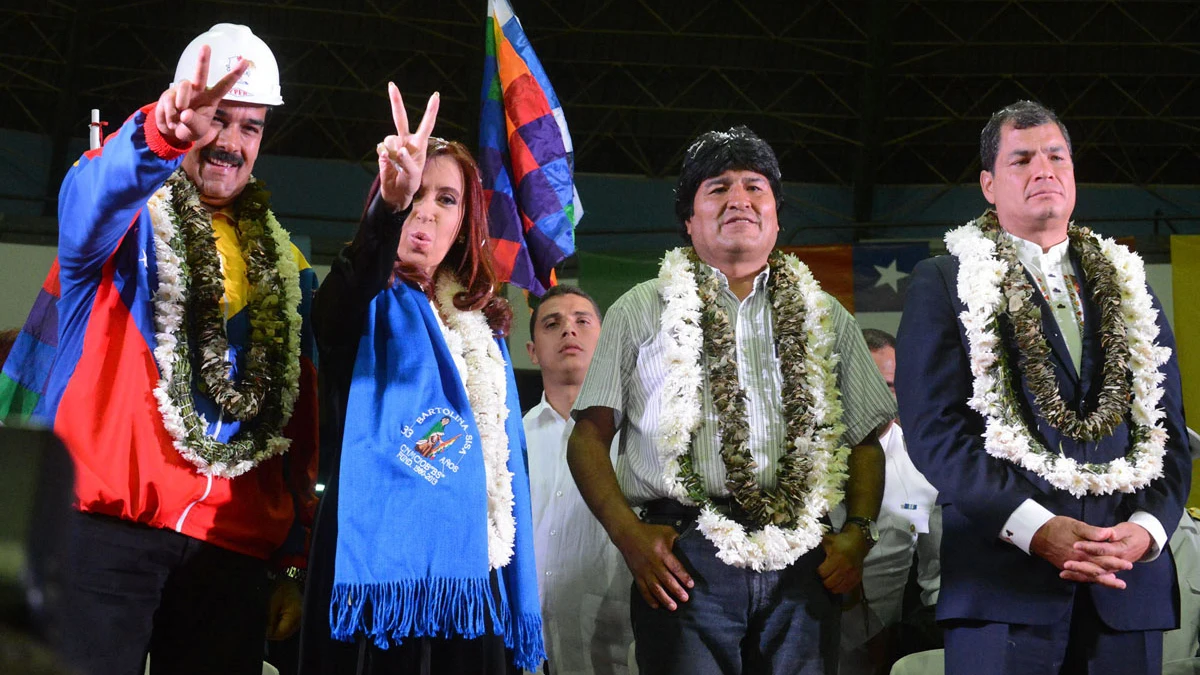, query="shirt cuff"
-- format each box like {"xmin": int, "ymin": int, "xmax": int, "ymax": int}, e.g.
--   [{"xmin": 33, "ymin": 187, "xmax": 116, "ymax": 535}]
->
[
  {"xmin": 1000, "ymin": 499, "xmax": 1055, "ymax": 554},
  {"xmin": 142, "ymin": 102, "xmax": 193, "ymax": 159},
  {"xmin": 1127, "ymin": 511, "xmax": 1167, "ymax": 562}
]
